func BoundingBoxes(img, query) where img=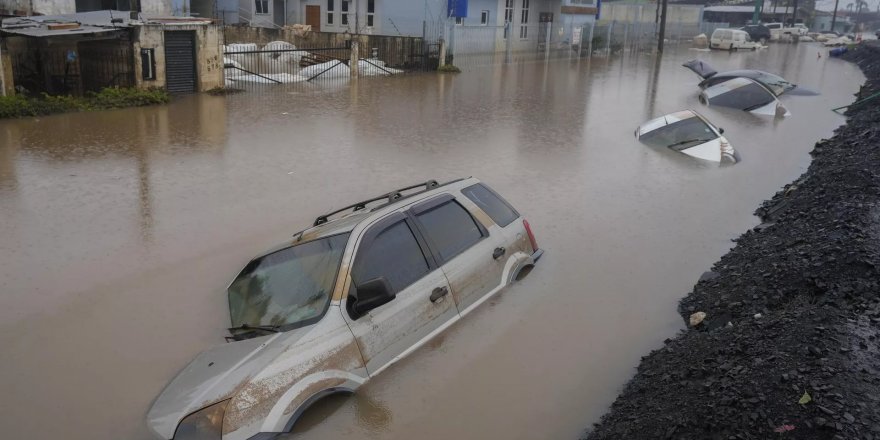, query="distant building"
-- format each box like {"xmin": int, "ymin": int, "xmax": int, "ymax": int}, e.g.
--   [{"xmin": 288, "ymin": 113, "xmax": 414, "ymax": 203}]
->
[
  {"xmin": 703, "ymin": 4, "xmax": 796, "ymax": 27},
  {"xmin": 813, "ymin": 12, "xmax": 853, "ymax": 32},
  {"xmin": 269, "ymin": 0, "xmax": 598, "ymax": 41}
]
